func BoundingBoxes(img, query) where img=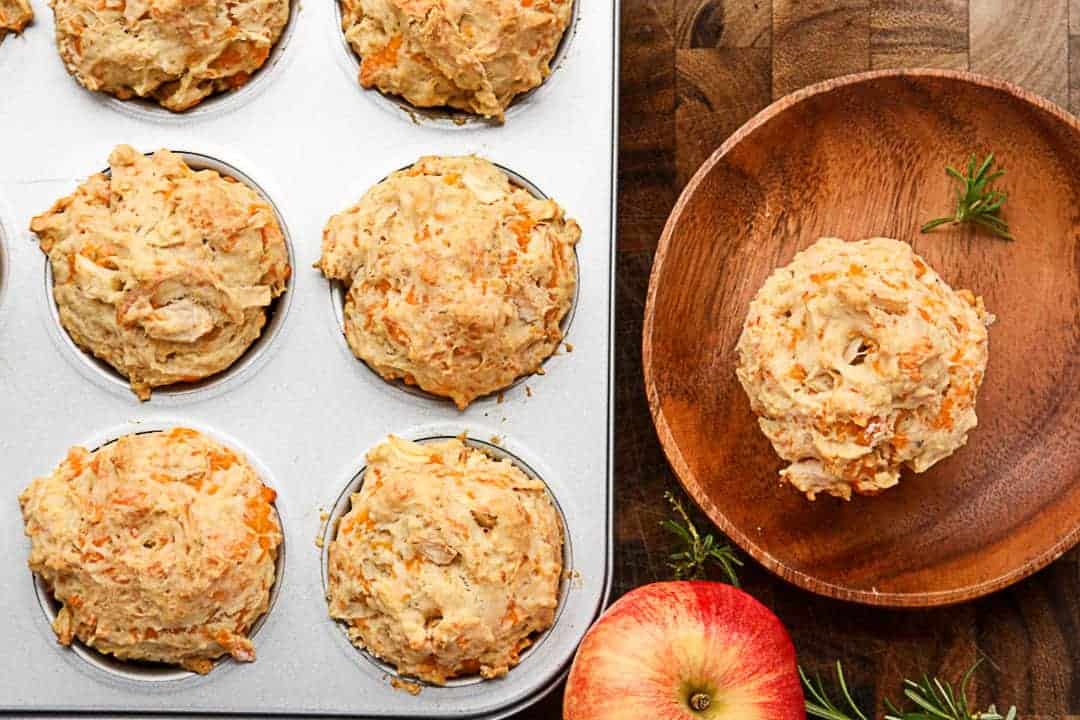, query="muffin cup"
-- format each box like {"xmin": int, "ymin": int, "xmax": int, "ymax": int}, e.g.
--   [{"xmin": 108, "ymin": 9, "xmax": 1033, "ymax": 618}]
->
[
  {"xmin": 320, "ymin": 431, "xmax": 573, "ymax": 688},
  {"xmin": 41, "ymin": 149, "xmax": 296, "ymax": 405},
  {"xmin": 30, "ymin": 420, "xmax": 287, "ymax": 684},
  {"xmin": 331, "ymin": 0, "xmax": 579, "ymax": 127},
  {"xmin": 325, "ymin": 160, "xmax": 579, "ymax": 406},
  {"xmin": 86, "ymin": 0, "xmax": 301, "ymax": 123}
]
